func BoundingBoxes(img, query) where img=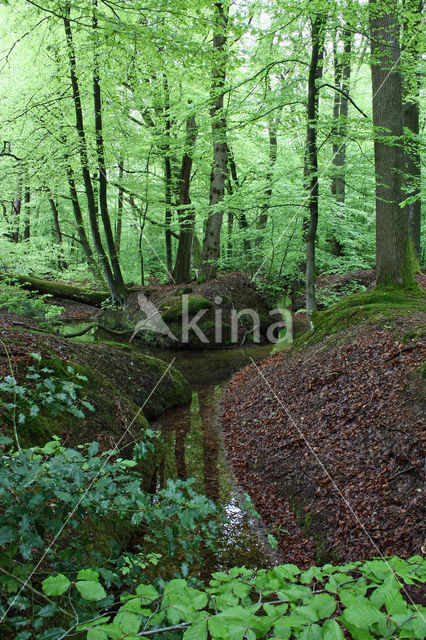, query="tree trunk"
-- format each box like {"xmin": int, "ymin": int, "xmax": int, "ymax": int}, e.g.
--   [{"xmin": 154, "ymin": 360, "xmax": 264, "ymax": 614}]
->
[
  {"xmin": 23, "ymin": 181, "xmax": 30, "ymax": 241},
  {"xmin": 47, "ymin": 194, "xmax": 68, "ymax": 270},
  {"xmin": 64, "ymin": 152, "xmax": 103, "ymax": 282},
  {"xmin": 115, "ymin": 157, "xmax": 124, "ymax": 257},
  {"xmin": 305, "ymin": 15, "xmax": 326, "ymax": 324},
  {"xmin": 369, "ymin": 0, "xmax": 415, "ymax": 287},
  {"xmin": 402, "ymin": 0, "xmax": 422, "ymax": 261},
  {"xmin": 330, "ymin": 29, "xmax": 351, "ymax": 256},
  {"xmin": 226, "ymin": 142, "xmax": 251, "ymax": 257},
  {"xmin": 173, "ymin": 112, "xmax": 198, "ymax": 283},
  {"xmin": 200, "ymin": 0, "xmax": 229, "ymax": 280},
  {"xmin": 11, "ymin": 173, "xmax": 22, "ymax": 242},
  {"xmin": 92, "ymin": 2, "xmax": 126, "ymax": 297},
  {"xmin": 256, "ymin": 97, "xmax": 282, "ymax": 247},
  {"xmin": 8, "ymin": 274, "xmax": 109, "ymax": 306},
  {"xmin": 63, "ymin": 4, "xmax": 123, "ymax": 302}
]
